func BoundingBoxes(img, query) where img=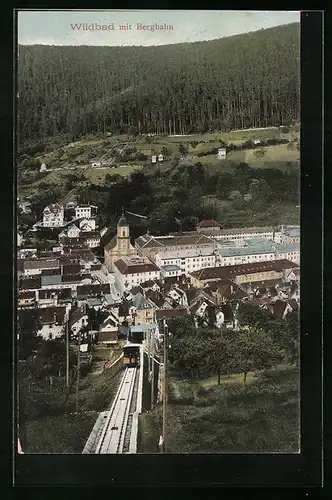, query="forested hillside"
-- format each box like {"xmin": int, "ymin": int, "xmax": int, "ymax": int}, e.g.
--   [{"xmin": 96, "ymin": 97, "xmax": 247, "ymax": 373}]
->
[{"xmin": 18, "ymin": 23, "xmax": 299, "ymax": 144}]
